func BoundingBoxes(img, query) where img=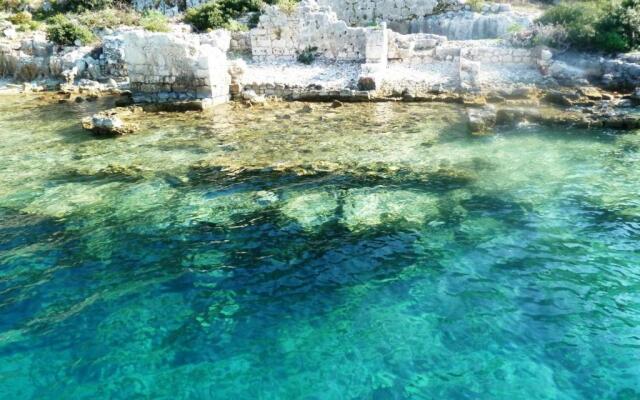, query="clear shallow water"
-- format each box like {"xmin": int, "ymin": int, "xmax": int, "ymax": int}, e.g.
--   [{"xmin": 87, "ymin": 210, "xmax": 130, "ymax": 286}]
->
[{"xmin": 0, "ymin": 95, "xmax": 640, "ymax": 399}]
